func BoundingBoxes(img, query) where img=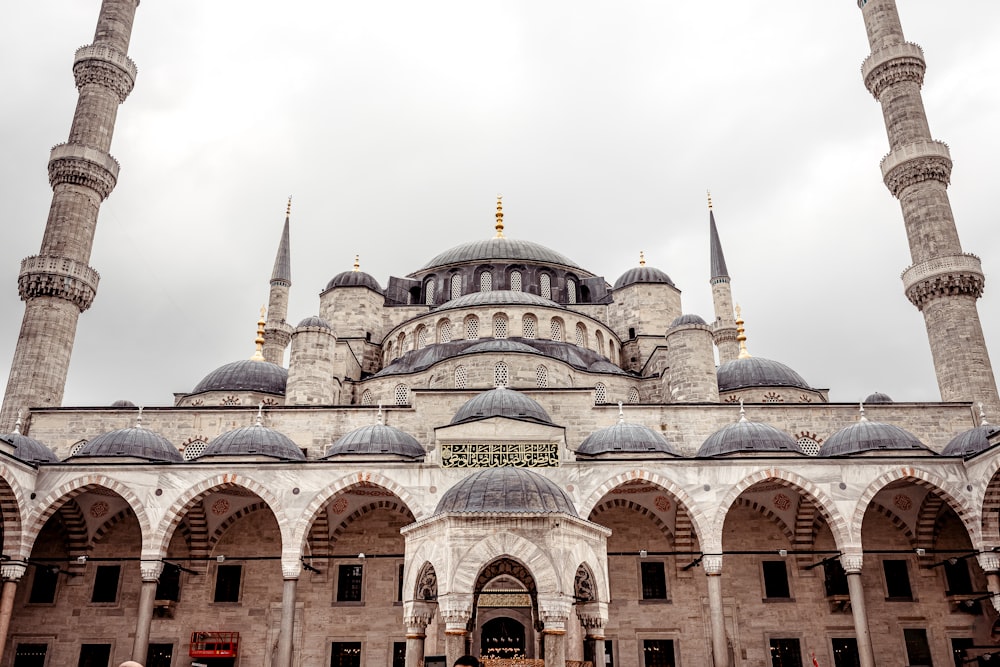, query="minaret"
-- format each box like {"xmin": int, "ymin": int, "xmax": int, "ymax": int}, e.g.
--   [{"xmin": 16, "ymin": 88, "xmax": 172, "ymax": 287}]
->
[
  {"xmin": 708, "ymin": 193, "xmax": 739, "ymax": 364},
  {"xmin": 1, "ymin": 0, "xmax": 140, "ymax": 429},
  {"xmin": 858, "ymin": 0, "xmax": 999, "ymax": 409},
  {"xmin": 263, "ymin": 197, "xmax": 293, "ymax": 365}
]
